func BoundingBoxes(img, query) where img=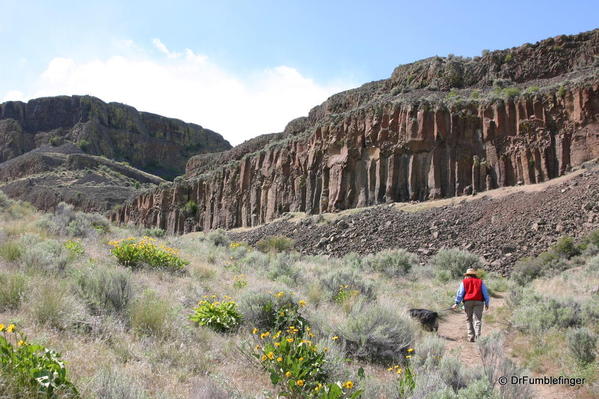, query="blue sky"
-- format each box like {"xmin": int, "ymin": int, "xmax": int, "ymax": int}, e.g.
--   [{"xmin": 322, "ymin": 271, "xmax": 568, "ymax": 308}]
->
[{"xmin": 1, "ymin": 1, "xmax": 597, "ymax": 143}]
